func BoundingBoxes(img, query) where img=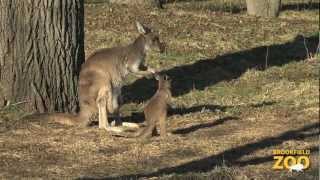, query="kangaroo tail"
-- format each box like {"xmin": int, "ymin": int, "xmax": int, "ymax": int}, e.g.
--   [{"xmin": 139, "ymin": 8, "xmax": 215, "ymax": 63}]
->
[
  {"xmin": 110, "ymin": 128, "xmax": 143, "ymax": 138},
  {"xmin": 22, "ymin": 113, "xmax": 78, "ymax": 126}
]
